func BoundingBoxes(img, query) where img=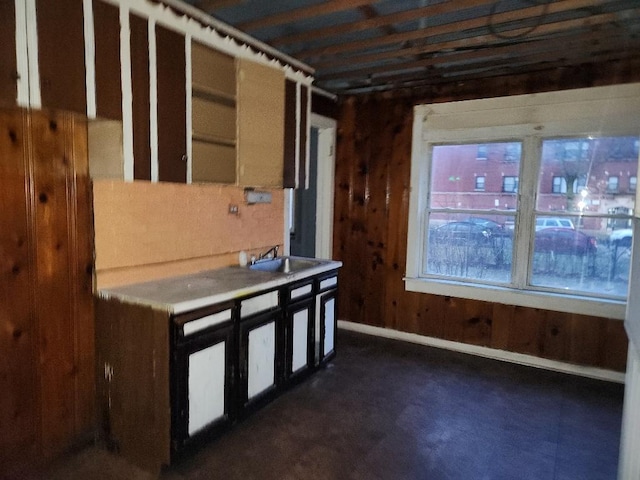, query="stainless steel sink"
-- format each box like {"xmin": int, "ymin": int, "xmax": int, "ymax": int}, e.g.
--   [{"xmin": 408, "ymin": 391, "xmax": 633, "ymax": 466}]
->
[{"xmin": 248, "ymin": 256, "xmax": 318, "ymax": 274}]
